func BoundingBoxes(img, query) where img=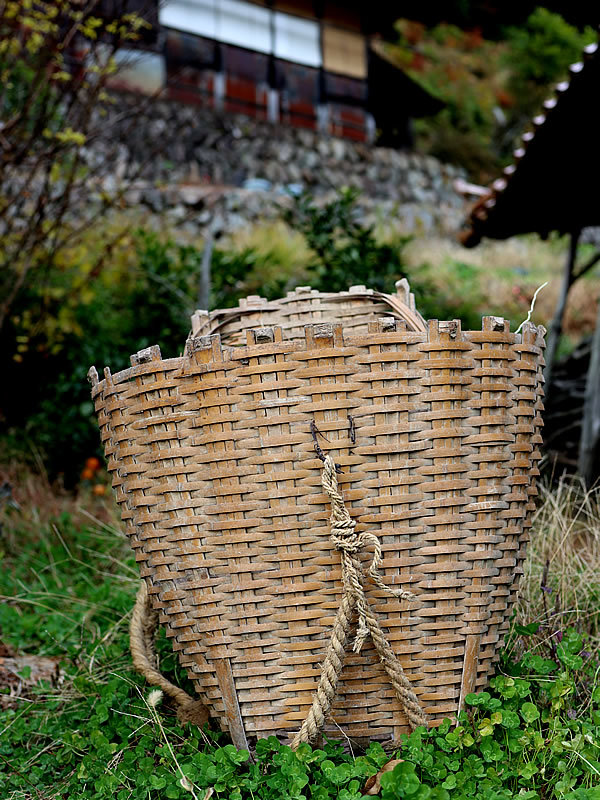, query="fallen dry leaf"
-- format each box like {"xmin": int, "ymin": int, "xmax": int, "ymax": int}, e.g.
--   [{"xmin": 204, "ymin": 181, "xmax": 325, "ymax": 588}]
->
[
  {"xmin": 0, "ymin": 653, "xmax": 63, "ymax": 708},
  {"xmin": 0, "ymin": 640, "xmax": 15, "ymax": 658},
  {"xmin": 362, "ymin": 759, "xmax": 404, "ymax": 796}
]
